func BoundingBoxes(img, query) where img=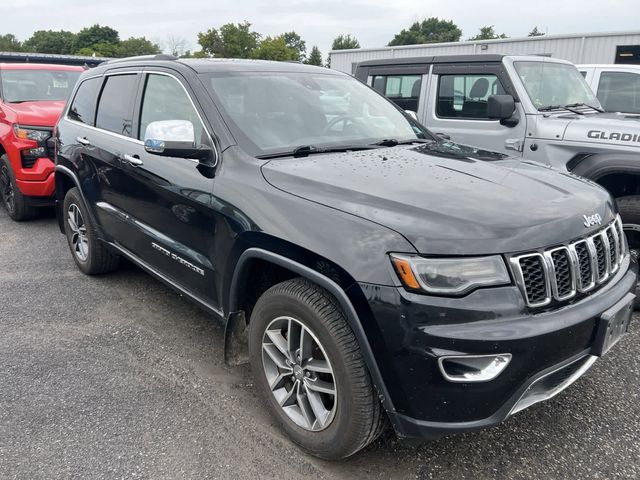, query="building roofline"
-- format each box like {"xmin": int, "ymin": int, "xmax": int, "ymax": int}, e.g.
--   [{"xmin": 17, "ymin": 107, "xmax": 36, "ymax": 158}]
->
[{"xmin": 329, "ymin": 29, "xmax": 640, "ymax": 55}]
